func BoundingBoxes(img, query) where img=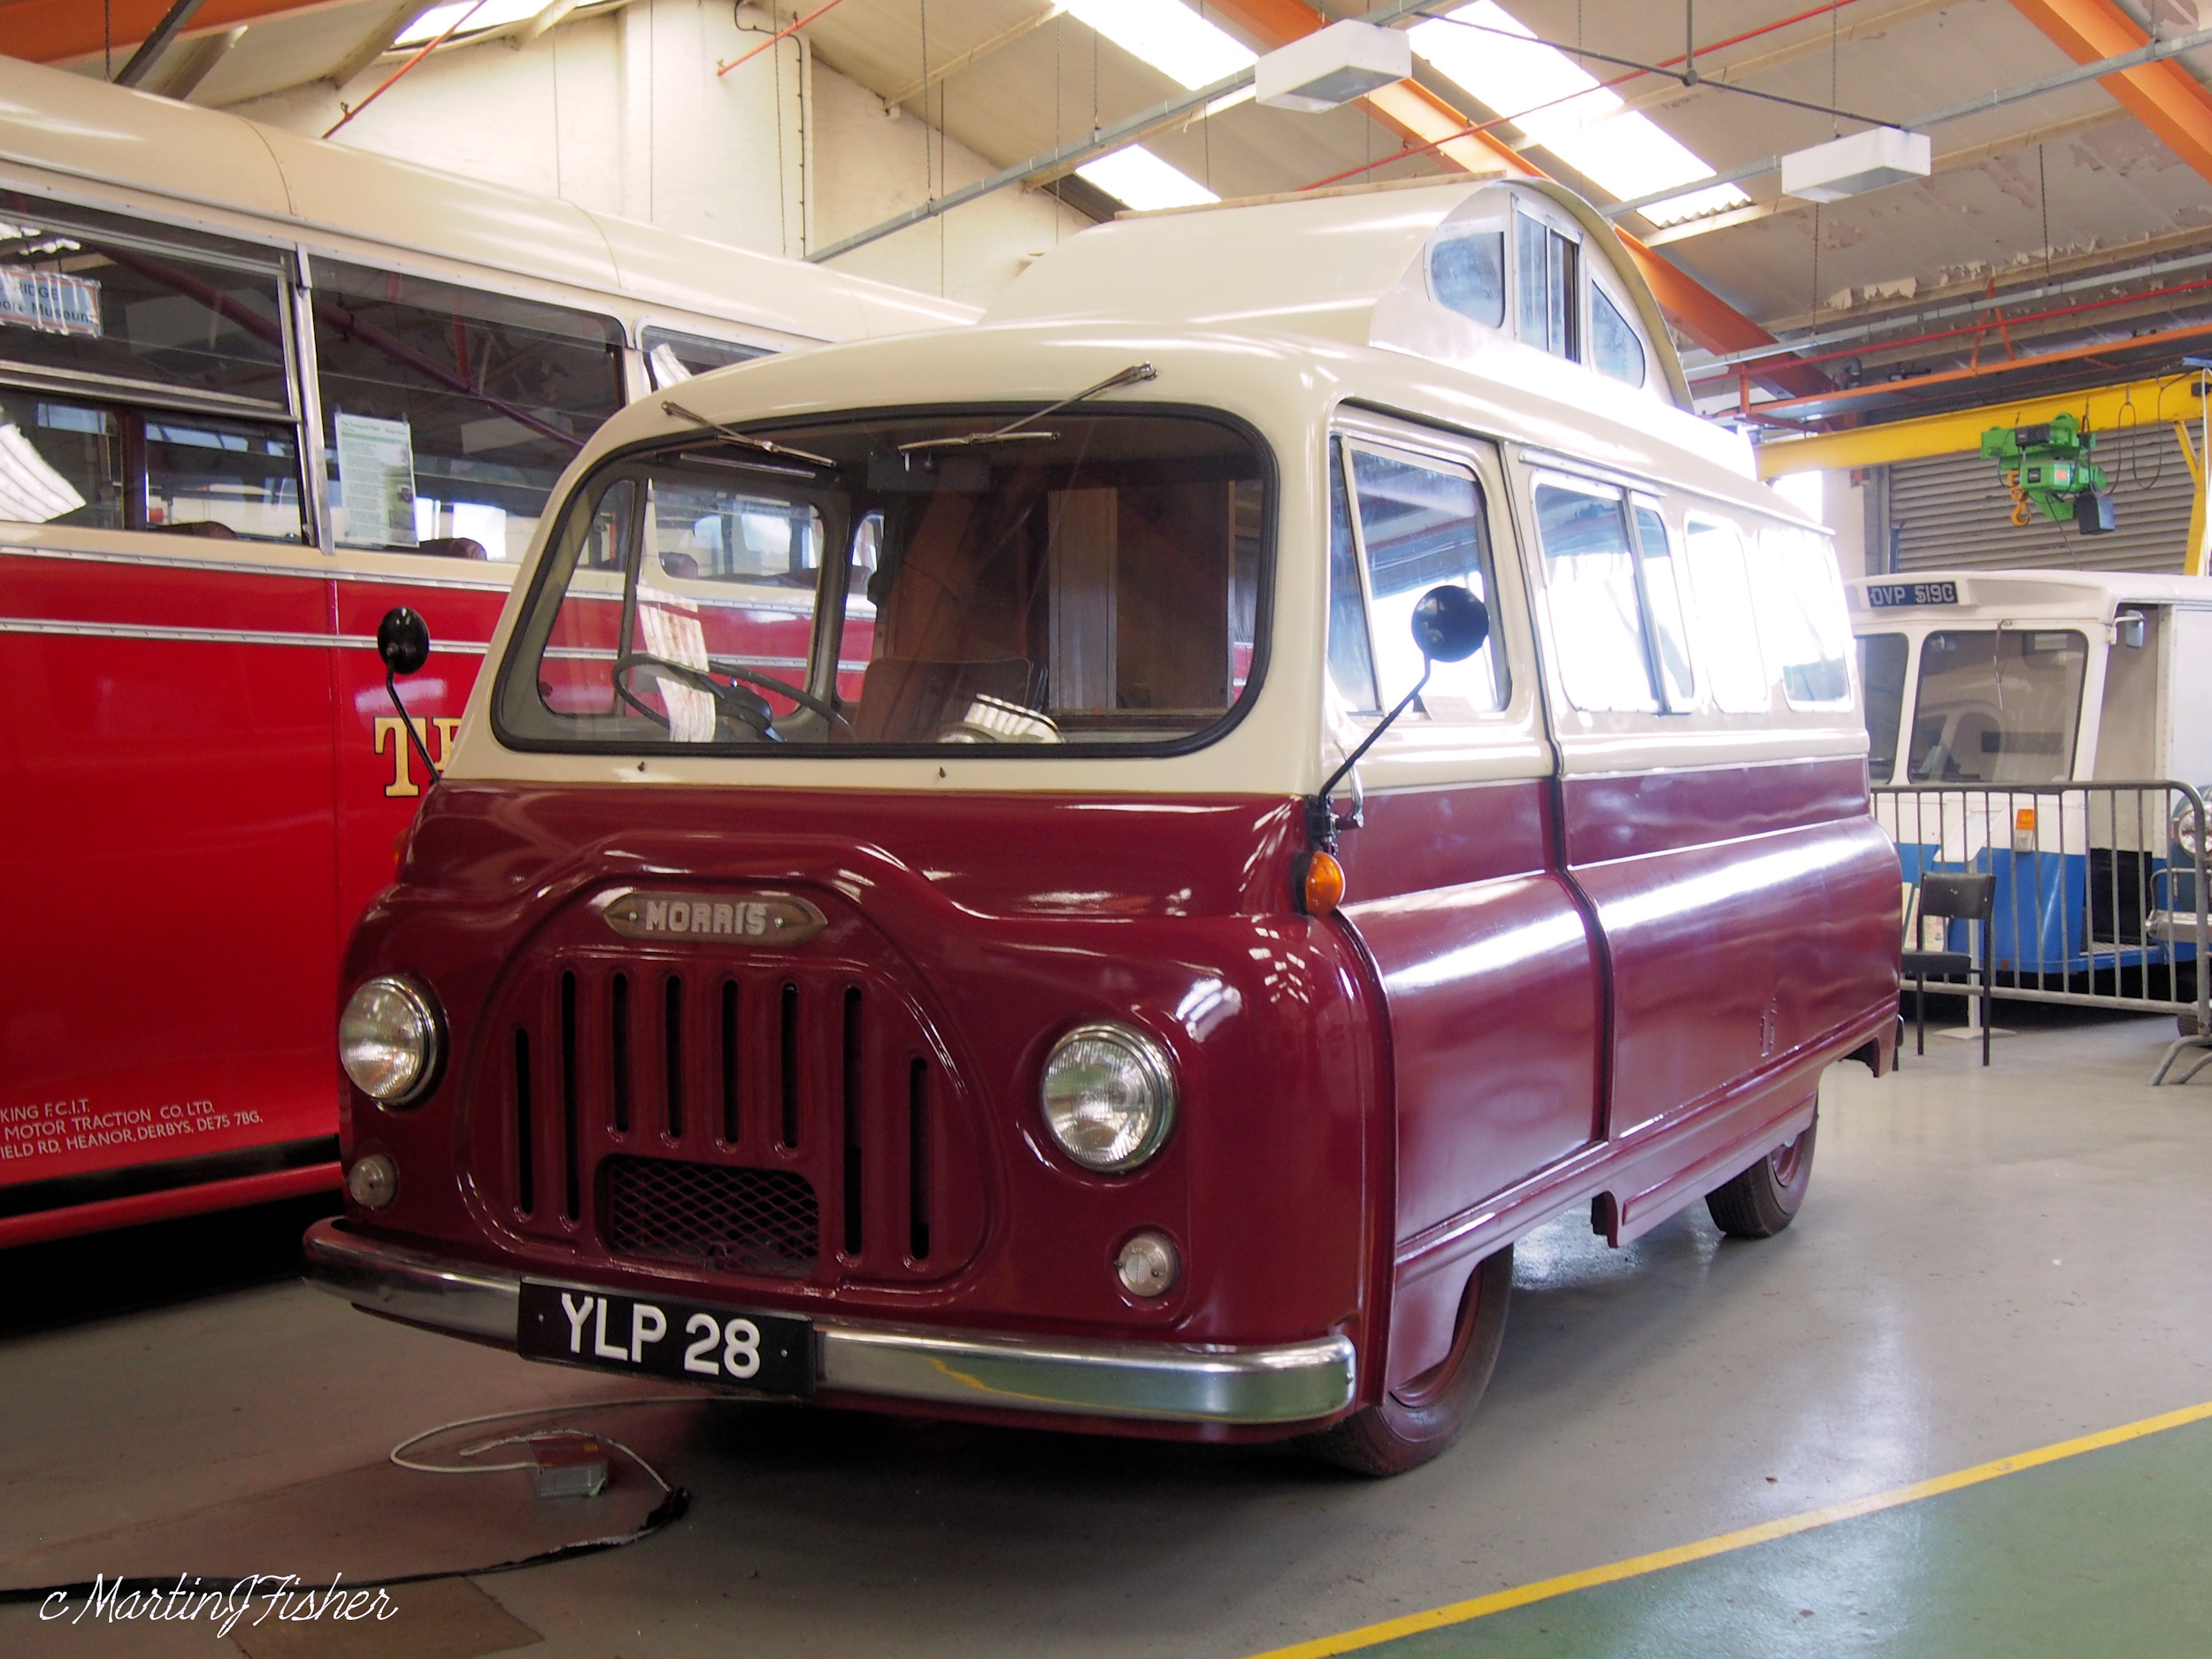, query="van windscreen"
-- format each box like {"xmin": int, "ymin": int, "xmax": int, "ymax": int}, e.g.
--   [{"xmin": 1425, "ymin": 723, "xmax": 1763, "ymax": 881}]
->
[
  {"xmin": 495, "ymin": 411, "xmax": 1267, "ymax": 755},
  {"xmin": 1905, "ymin": 628, "xmax": 2086, "ymax": 786}
]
